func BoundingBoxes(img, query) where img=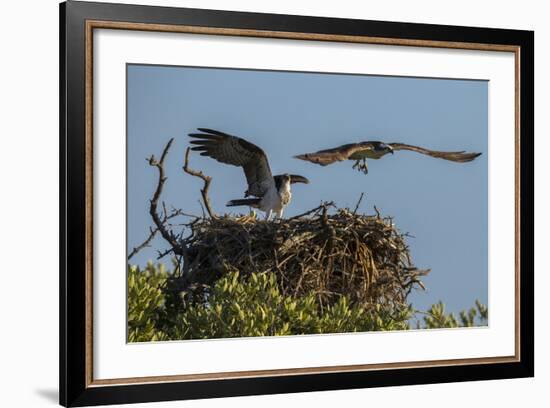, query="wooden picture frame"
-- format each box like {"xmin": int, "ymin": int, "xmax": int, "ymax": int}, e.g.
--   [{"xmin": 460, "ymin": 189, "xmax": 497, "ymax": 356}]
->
[{"xmin": 60, "ymin": 1, "xmax": 534, "ymax": 406}]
